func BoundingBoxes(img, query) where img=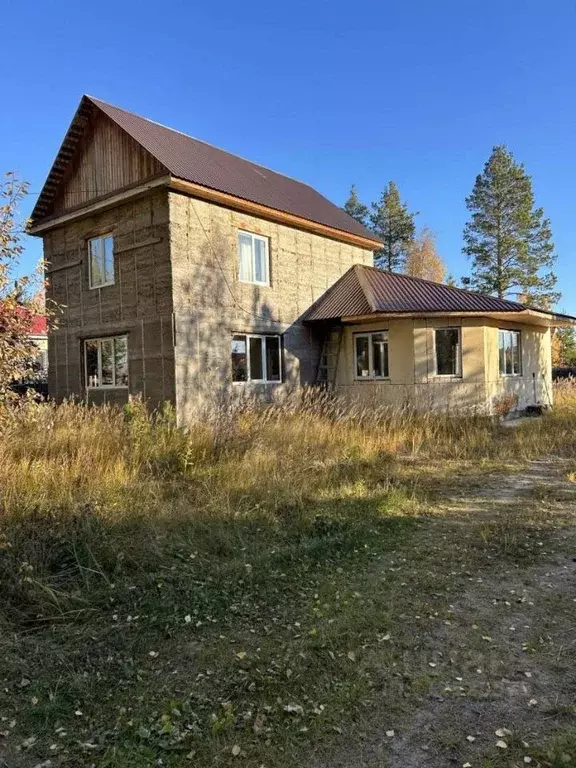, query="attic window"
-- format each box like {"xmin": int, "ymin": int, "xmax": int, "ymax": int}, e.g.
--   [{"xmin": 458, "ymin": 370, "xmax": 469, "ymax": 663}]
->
[{"xmin": 88, "ymin": 234, "xmax": 115, "ymax": 288}]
